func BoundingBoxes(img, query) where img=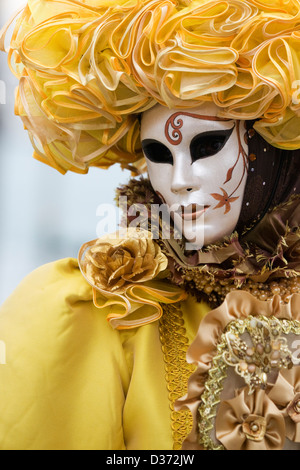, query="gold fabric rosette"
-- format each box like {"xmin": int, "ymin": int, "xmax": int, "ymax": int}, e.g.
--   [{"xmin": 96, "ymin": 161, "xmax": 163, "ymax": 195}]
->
[
  {"xmin": 268, "ymin": 367, "xmax": 300, "ymax": 442},
  {"xmin": 176, "ymin": 290, "xmax": 300, "ymax": 450},
  {"xmin": 215, "ymin": 387, "xmax": 286, "ymax": 450},
  {"xmin": 78, "ymin": 227, "xmax": 186, "ymax": 329},
  {"xmin": 2, "ymin": 0, "xmax": 300, "ymax": 174}
]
